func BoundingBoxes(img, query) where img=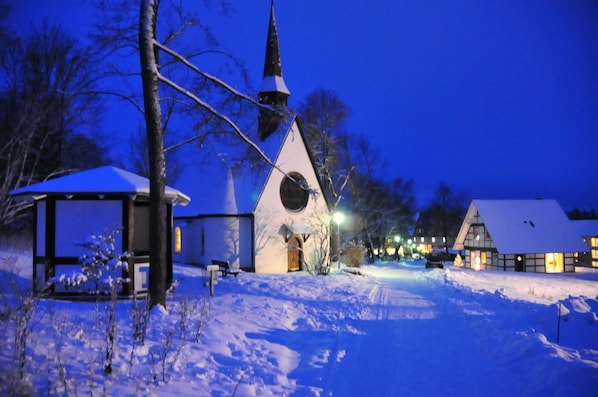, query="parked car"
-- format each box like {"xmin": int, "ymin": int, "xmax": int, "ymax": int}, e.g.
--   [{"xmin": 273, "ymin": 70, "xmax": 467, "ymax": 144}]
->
[{"xmin": 425, "ymin": 252, "xmax": 445, "ymax": 269}]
